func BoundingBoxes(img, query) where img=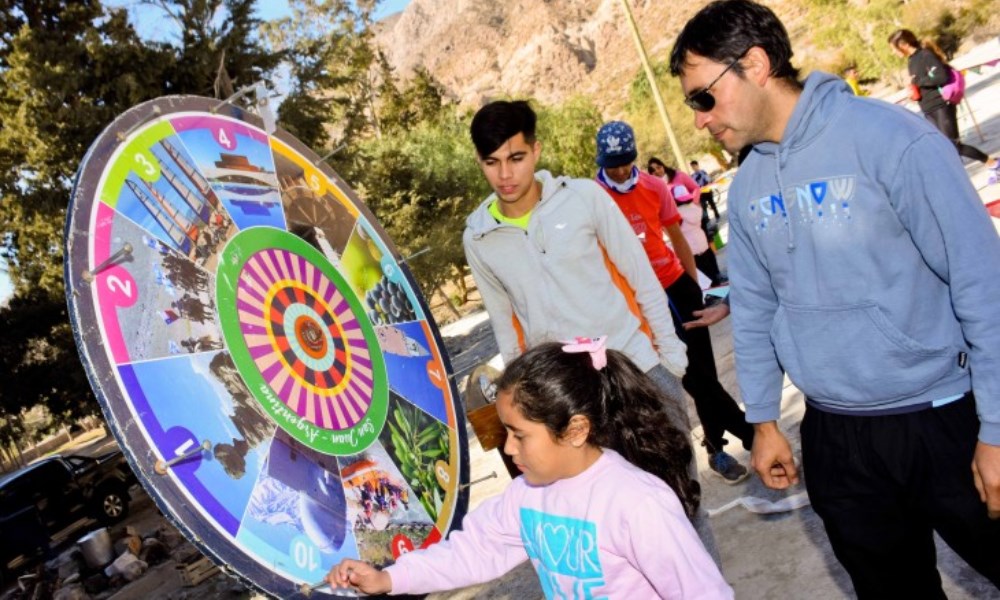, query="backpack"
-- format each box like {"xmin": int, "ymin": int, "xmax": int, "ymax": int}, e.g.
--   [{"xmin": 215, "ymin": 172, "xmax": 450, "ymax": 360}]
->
[{"xmin": 939, "ymin": 67, "xmax": 965, "ymax": 104}]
